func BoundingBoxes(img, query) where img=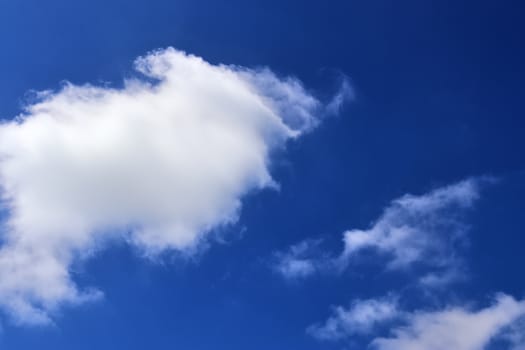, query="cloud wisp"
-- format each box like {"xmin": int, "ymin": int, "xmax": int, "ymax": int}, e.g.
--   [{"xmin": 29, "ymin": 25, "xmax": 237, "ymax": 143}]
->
[
  {"xmin": 307, "ymin": 296, "xmax": 399, "ymax": 340},
  {"xmin": 309, "ymin": 293, "xmax": 525, "ymax": 350},
  {"xmin": 0, "ymin": 47, "xmax": 350, "ymax": 325},
  {"xmin": 273, "ymin": 178, "xmax": 483, "ymax": 285},
  {"xmin": 273, "ymin": 177, "xmax": 523, "ymax": 349},
  {"xmin": 371, "ymin": 294, "xmax": 525, "ymax": 350},
  {"xmin": 340, "ymin": 178, "xmax": 479, "ymax": 273},
  {"xmin": 271, "ymin": 239, "xmax": 334, "ymax": 280}
]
